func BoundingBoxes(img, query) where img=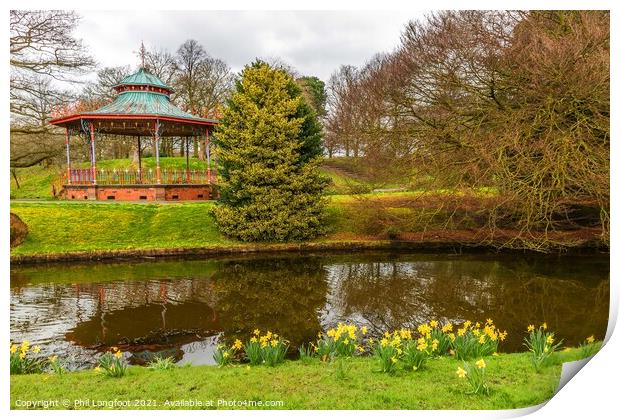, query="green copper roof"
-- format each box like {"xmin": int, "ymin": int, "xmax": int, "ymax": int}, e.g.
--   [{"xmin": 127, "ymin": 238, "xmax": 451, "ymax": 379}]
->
[
  {"xmin": 114, "ymin": 67, "xmax": 172, "ymax": 91},
  {"xmin": 83, "ymin": 90, "xmax": 213, "ymax": 123}
]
